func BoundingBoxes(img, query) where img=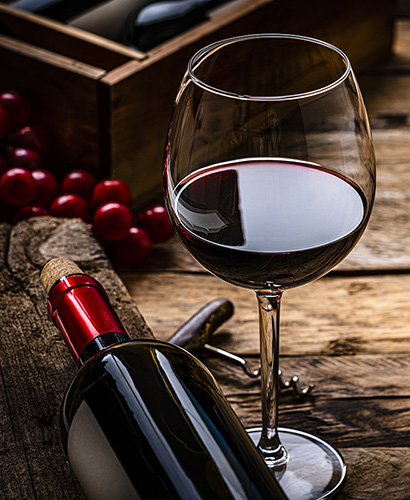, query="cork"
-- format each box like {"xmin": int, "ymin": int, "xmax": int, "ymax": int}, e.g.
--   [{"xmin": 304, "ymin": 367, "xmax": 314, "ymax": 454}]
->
[{"xmin": 40, "ymin": 258, "xmax": 83, "ymax": 295}]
